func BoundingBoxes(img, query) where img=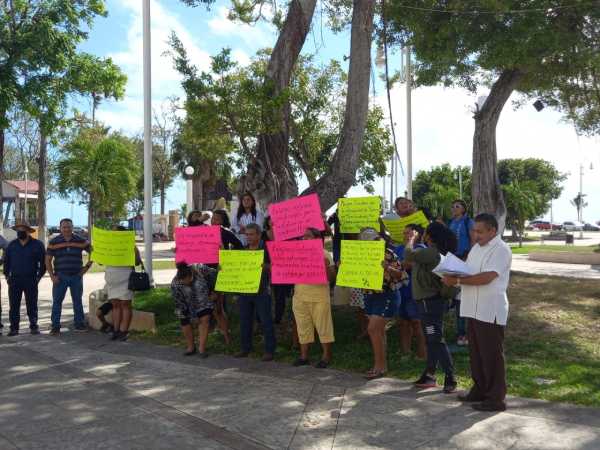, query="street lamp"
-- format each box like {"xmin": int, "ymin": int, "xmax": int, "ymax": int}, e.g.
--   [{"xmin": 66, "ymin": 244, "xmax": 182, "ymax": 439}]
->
[
  {"xmin": 455, "ymin": 166, "xmax": 463, "ymax": 199},
  {"xmin": 184, "ymin": 166, "xmax": 195, "ymax": 215}
]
